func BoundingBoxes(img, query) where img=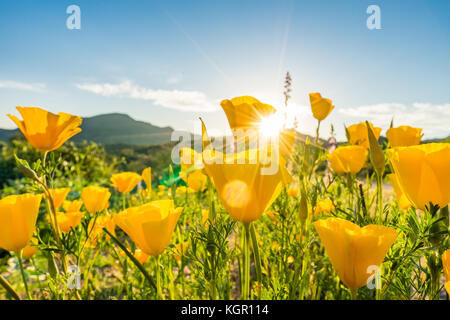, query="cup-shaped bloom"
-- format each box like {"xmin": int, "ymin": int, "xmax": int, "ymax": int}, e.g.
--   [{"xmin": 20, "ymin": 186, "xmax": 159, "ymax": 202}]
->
[
  {"xmin": 347, "ymin": 122, "xmax": 382, "ymax": 149},
  {"xmin": 175, "ymin": 186, "xmax": 195, "ymax": 195},
  {"xmin": 56, "ymin": 211, "xmax": 85, "ymax": 233},
  {"xmin": 387, "ymin": 174, "xmax": 412, "ymax": 210},
  {"xmin": 220, "ymin": 96, "xmax": 276, "ymax": 130},
  {"xmin": 141, "ymin": 167, "xmax": 152, "ymax": 198},
  {"xmin": 387, "ymin": 143, "xmax": 450, "ymax": 211},
  {"xmin": 0, "ymin": 194, "xmax": 42, "ymax": 252},
  {"xmin": 386, "ymin": 126, "xmax": 423, "ymax": 147},
  {"xmin": 141, "ymin": 167, "xmax": 152, "ymax": 189},
  {"xmin": 186, "ymin": 170, "xmax": 208, "ymax": 192},
  {"xmin": 86, "ymin": 214, "xmax": 115, "ymax": 247},
  {"xmin": 180, "ymin": 148, "xmax": 203, "ymax": 173},
  {"xmin": 81, "ymin": 186, "xmax": 111, "ymax": 214},
  {"xmin": 7, "ymin": 107, "xmax": 82, "ymax": 152},
  {"xmin": 314, "ymin": 218, "xmax": 398, "ymax": 290},
  {"xmin": 442, "ymin": 250, "xmax": 450, "ymax": 295},
  {"xmin": 22, "ymin": 238, "xmax": 38, "ymax": 259},
  {"xmin": 63, "ymin": 200, "xmax": 83, "ymax": 213},
  {"xmin": 327, "ymin": 146, "xmax": 368, "ymax": 175},
  {"xmin": 111, "ymin": 172, "xmax": 142, "ymax": 193},
  {"xmin": 309, "ymin": 93, "xmax": 334, "ymax": 121},
  {"xmin": 314, "ymin": 199, "xmax": 335, "ymax": 216},
  {"xmin": 47, "ymin": 188, "xmax": 70, "ymax": 209},
  {"xmin": 179, "ymin": 148, "xmax": 208, "ymax": 192},
  {"xmin": 114, "ymin": 200, "xmax": 183, "ymax": 257},
  {"xmin": 201, "ymin": 120, "xmax": 292, "ymax": 224}
]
